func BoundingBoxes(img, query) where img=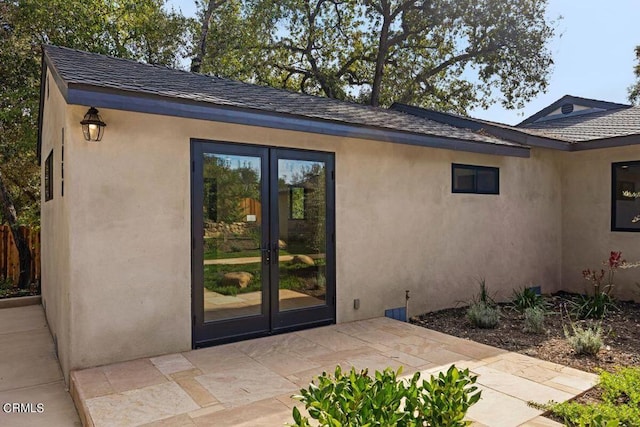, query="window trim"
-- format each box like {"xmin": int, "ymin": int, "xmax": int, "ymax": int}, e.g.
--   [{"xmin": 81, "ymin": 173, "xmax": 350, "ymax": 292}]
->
[
  {"xmin": 611, "ymin": 160, "xmax": 640, "ymax": 232},
  {"xmin": 451, "ymin": 163, "xmax": 500, "ymax": 195},
  {"xmin": 44, "ymin": 150, "xmax": 53, "ymax": 202}
]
